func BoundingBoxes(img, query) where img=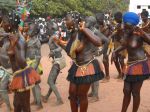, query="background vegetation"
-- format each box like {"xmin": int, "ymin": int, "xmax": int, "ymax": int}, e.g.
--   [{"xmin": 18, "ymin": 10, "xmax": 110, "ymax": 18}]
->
[{"xmin": 0, "ymin": 0, "xmax": 129, "ymax": 17}]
